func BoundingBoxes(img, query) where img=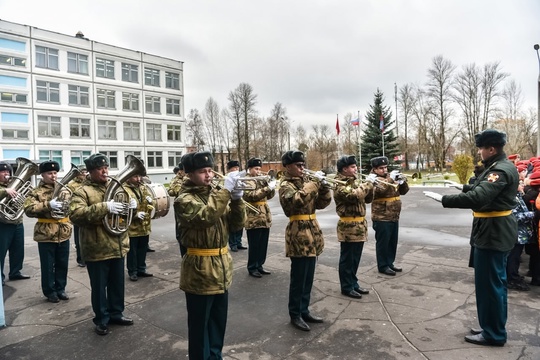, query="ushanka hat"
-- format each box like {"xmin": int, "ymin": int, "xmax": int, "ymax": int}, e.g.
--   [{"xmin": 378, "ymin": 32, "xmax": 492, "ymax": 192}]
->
[
  {"xmin": 247, "ymin": 158, "xmax": 262, "ymax": 168},
  {"xmin": 84, "ymin": 153, "xmax": 110, "ymax": 171},
  {"xmin": 281, "ymin": 150, "xmax": 305, "ymax": 166},
  {"xmin": 182, "ymin": 151, "xmax": 214, "ymax": 173},
  {"xmin": 39, "ymin": 160, "xmax": 60, "ymax": 174},
  {"xmin": 0, "ymin": 162, "xmax": 13, "ymax": 174},
  {"xmin": 337, "ymin": 155, "xmax": 357, "ymax": 172},
  {"xmin": 474, "ymin": 129, "xmax": 507, "ymax": 148},
  {"xmin": 227, "ymin": 160, "xmax": 240, "ymax": 170},
  {"xmin": 370, "ymin": 156, "xmax": 388, "ymax": 168}
]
